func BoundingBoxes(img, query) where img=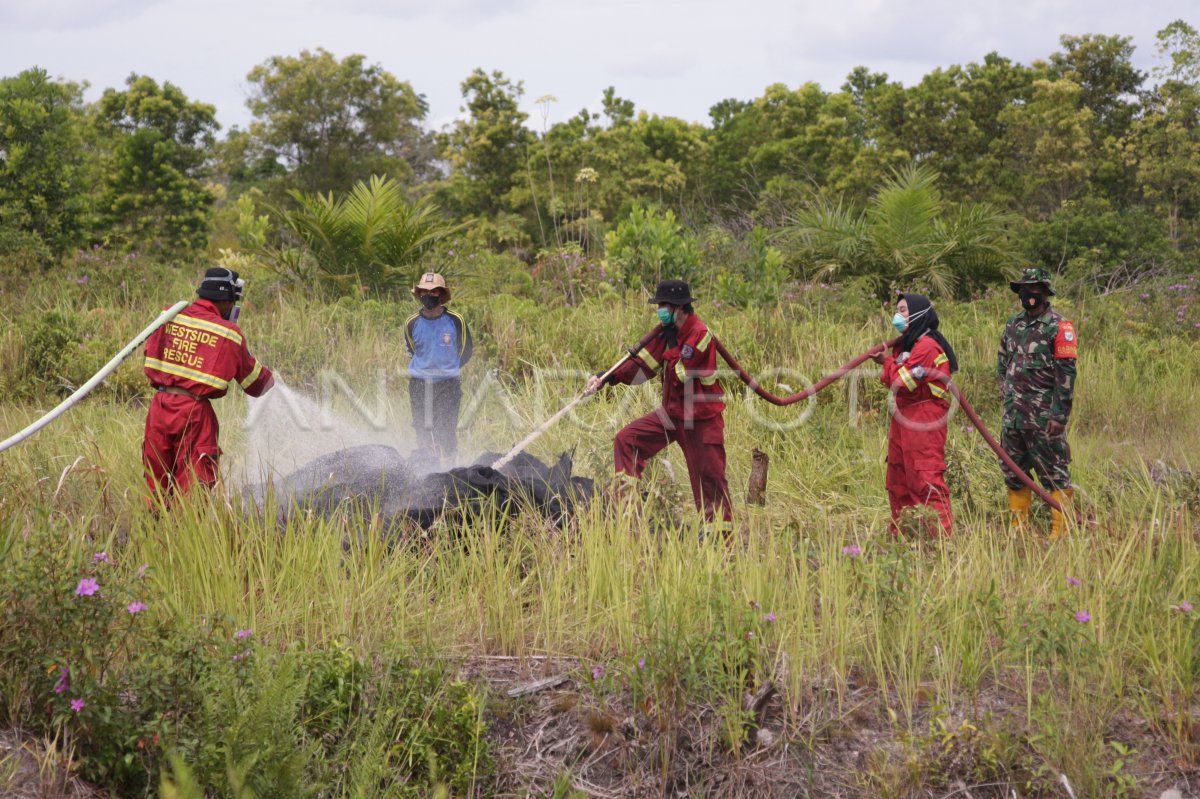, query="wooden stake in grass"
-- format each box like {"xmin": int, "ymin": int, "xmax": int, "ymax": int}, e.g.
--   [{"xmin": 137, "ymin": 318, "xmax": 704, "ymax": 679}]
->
[{"xmin": 746, "ymin": 449, "xmax": 769, "ymax": 505}]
